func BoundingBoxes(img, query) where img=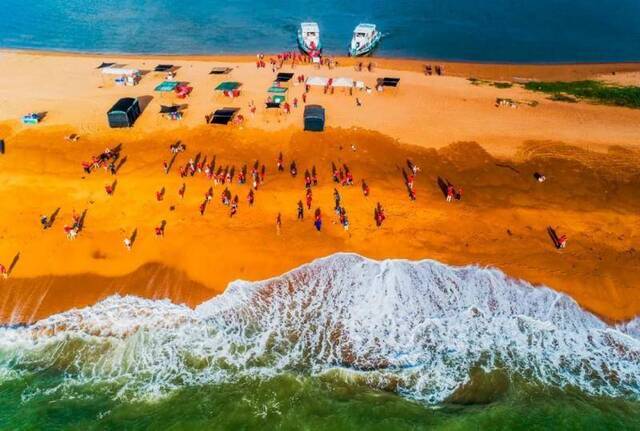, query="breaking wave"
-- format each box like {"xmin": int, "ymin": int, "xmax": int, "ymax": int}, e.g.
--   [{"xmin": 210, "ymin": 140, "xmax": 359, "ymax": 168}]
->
[{"xmin": 0, "ymin": 253, "xmax": 638, "ymax": 404}]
